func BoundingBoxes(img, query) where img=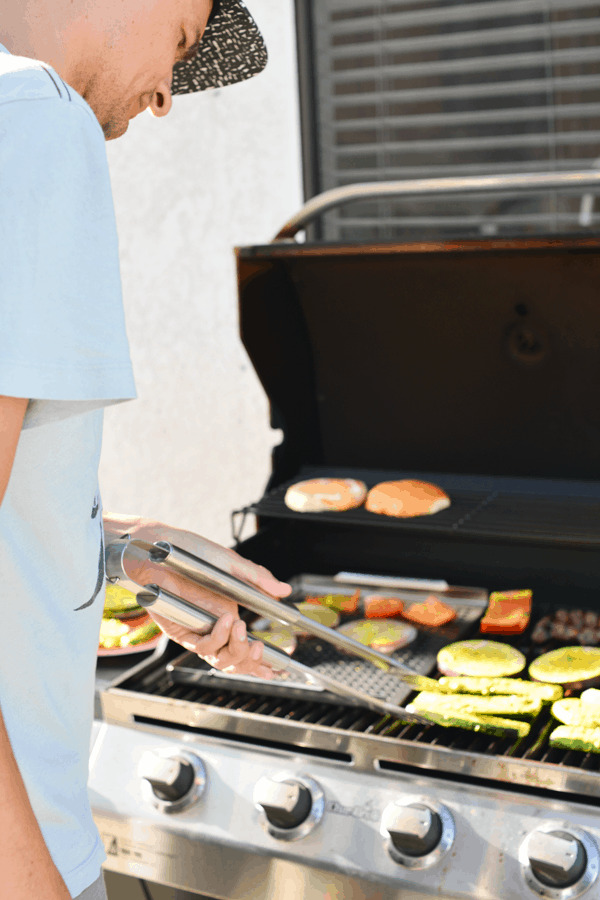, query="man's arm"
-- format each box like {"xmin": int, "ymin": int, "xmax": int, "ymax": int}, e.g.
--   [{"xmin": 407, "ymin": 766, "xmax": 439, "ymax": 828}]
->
[{"xmin": 0, "ymin": 395, "xmax": 72, "ymax": 900}]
